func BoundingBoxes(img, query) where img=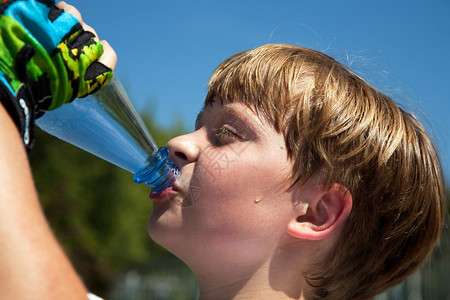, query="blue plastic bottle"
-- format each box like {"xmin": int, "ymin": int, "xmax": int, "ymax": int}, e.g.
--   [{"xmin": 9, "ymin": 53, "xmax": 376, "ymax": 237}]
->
[{"xmin": 35, "ymin": 75, "xmax": 179, "ymax": 193}]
